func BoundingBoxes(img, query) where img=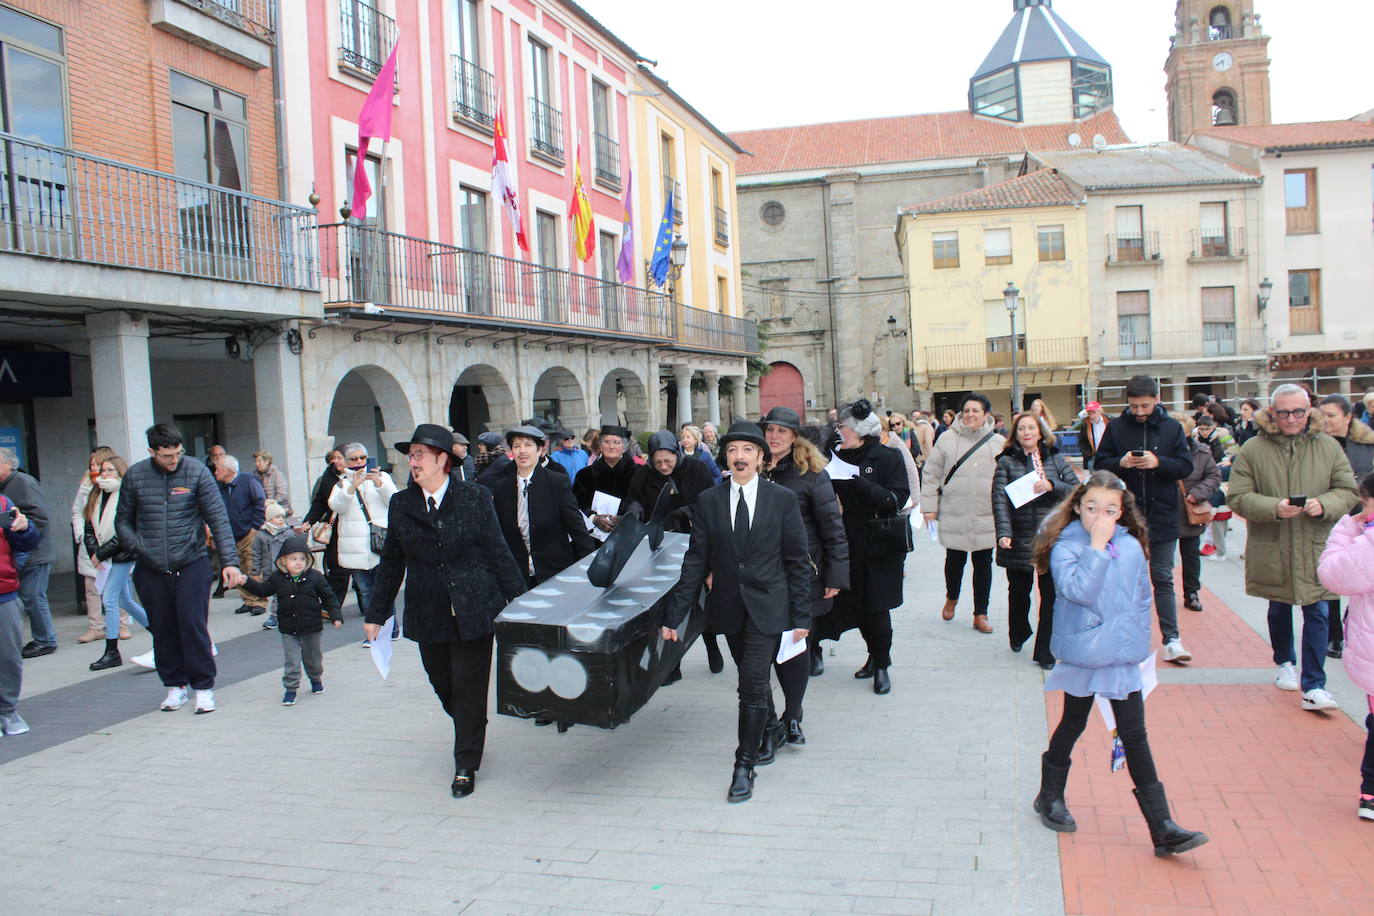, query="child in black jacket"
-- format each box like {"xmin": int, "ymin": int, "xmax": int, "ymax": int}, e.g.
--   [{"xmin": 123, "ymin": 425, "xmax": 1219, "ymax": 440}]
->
[{"xmin": 241, "ymin": 535, "xmax": 341, "ymax": 705}]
